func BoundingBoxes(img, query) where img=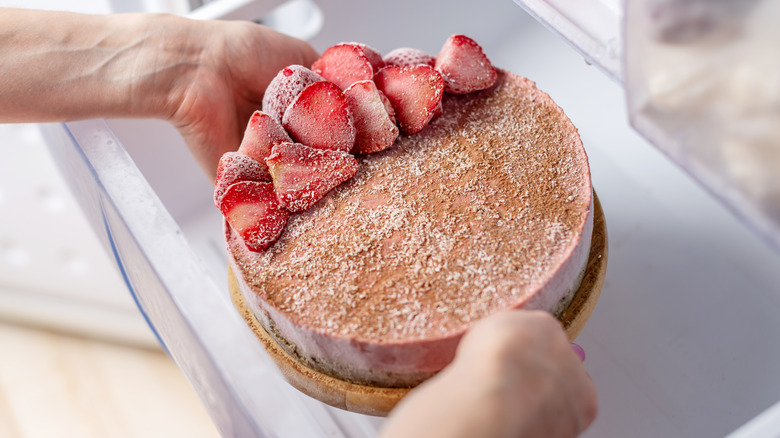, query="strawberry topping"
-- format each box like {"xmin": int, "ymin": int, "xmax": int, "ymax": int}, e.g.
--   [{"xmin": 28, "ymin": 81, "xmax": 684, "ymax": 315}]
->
[
  {"xmin": 435, "ymin": 34, "xmax": 497, "ymax": 94},
  {"xmin": 373, "ymin": 65, "xmax": 444, "ymax": 135},
  {"xmin": 312, "ymin": 43, "xmax": 383, "ymax": 90},
  {"xmin": 219, "ymin": 181, "xmax": 290, "ymax": 252},
  {"xmin": 214, "ymin": 152, "xmax": 271, "ymax": 208},
  {"xmin": 216, "ymin": 35, "xmax": 499, "ymax": 252},
  {"xmin": 383, "ymin": 47, "xmax": 436, "ymax": 68},
  {"xmin": 237, "ymin": 111, "xmax": 292, "ymax": 164},
  {"xmin": 344, "ymin": 80, "xmax": 399, "ymax": 155},
  {"xmin": 262, "ymin": 65, "xmax": 325, "ymax": 122},
  {"xmin": 266, "ymin": 142, "xmax": 359, "ymax": 212},
  {"xmin": 282, "ymin": 80, "xmax": 356, "ymax": 153},
  {"xmin": 354, "ymin": 43, "xmax": 386, "ymax": 73}
]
